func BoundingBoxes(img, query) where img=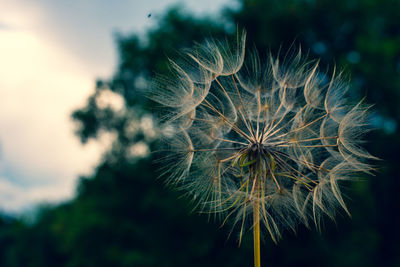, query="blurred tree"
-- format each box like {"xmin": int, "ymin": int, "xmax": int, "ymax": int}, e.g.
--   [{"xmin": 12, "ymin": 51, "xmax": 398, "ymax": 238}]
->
[{"xmin": 1, "ymin": 0, "xmax": 399, "ymax": 266}]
